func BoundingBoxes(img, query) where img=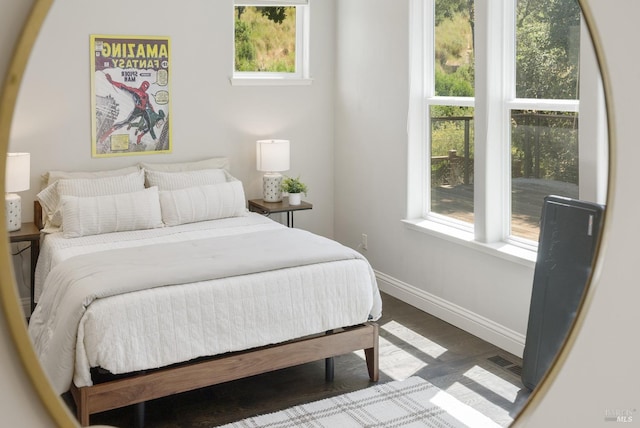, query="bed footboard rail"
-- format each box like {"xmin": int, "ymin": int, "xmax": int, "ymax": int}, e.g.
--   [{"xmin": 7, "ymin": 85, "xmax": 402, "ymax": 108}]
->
[{"xmin": 70, "ymin": 322, "xmax": 379, "ymax": 426}]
